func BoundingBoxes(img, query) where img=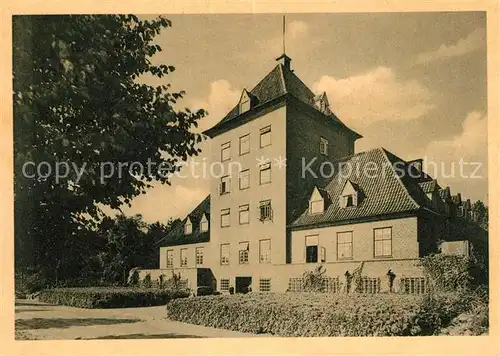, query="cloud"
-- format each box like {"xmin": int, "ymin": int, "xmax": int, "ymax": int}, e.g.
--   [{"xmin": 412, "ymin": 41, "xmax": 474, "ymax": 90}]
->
[
  {"xmin": 423, "ymin": 111, "xmax": 488, "ymax": 202},
  {"xmin": 288, "ymin": 20, "xmax": 309, "ymax": 39},
  {"xmin": 256, "ymin": 20, "xmax": 309, "ymax": 55},
  {"xmin": 313, "ymin": 67, "xmax": 435, "ymax": 128},
  {"xmin": 415, "ymin": 28, "xmax": 485, "ymax": 64},
  {"xmin": 189, "ymin": 79, "xmax": 241, "ymax": 133}
]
